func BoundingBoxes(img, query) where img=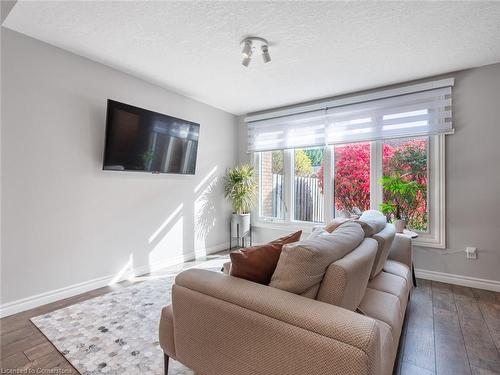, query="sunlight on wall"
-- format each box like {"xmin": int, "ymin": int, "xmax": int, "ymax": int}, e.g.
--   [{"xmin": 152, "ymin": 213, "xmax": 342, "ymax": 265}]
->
[
  {"xmin": 194, "ymin": 175, "xmax": 219, "ymax": 255},
  {"xmin": 148, "ymin": 203, "xmax": 183, "ymax": 243},
  {"xmin": 194, "ymin": 166, "xmax": 218, "ymax": 194},
  {"xmin": 148, "ymin": 215, "xmax": 184, "ymax": 271},
  {"xmin": 145, "ymin": 166, "xmax": 222, "ymax": 272},
  {"xmin": 109, "ymin": 254, "xmax": 134, "ymax": 285}
]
